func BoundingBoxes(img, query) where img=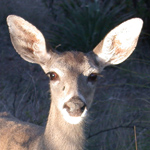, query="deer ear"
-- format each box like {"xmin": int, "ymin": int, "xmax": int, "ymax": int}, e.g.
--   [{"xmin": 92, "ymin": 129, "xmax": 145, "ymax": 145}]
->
[
  {"xmin": 7, "ymin": 15, "xmax": 51, "ymax": 66},
  {"xmin": 93, "ymin": 18, "xmax": 143, "ymax": 66}
]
